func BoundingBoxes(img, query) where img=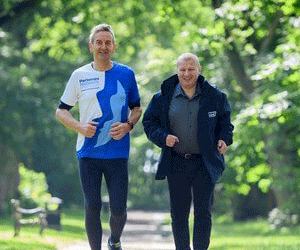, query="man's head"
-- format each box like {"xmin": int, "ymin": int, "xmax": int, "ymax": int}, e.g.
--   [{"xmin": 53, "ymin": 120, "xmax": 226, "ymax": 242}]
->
[
  {"xmin": 176, "ymin": 53, "xmax": 202, "ymax": 90},
  {"xmin": 88, "ymin": 24, "xmax": 116, "ymax": 61},
  {"xmin": 89, "ymin": 24, "xmax": 115, "ymax": 43}
]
